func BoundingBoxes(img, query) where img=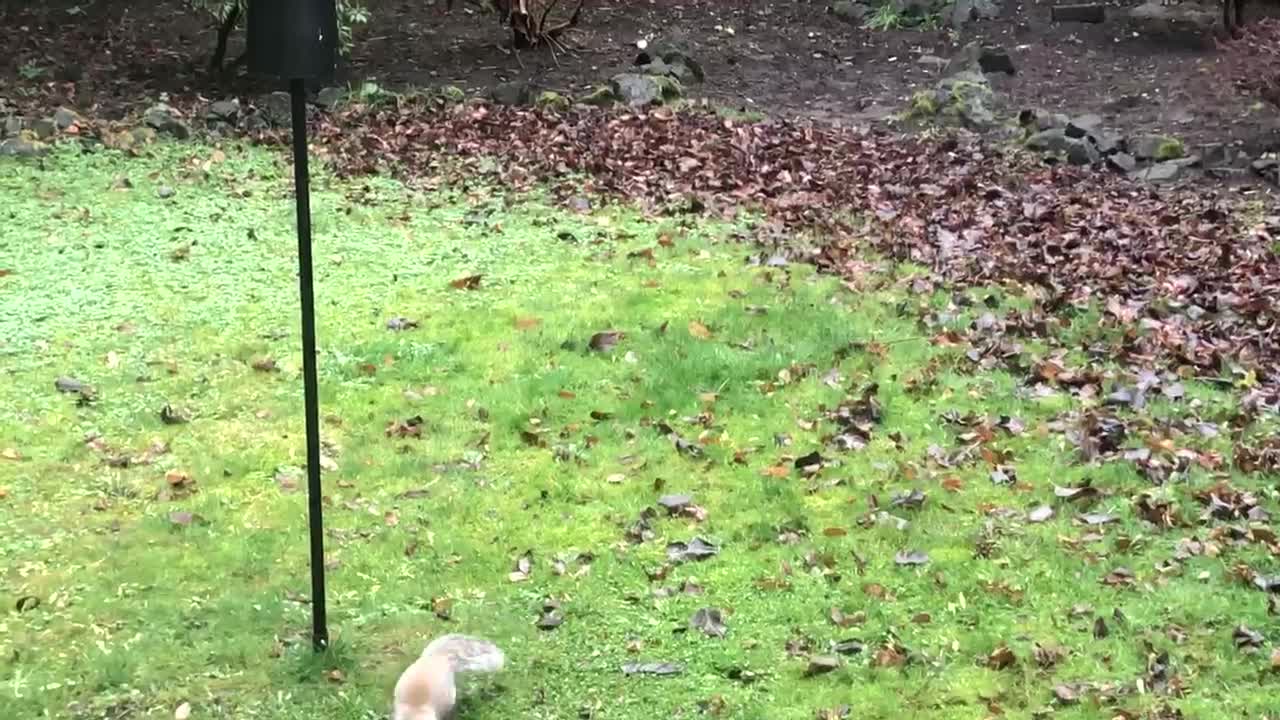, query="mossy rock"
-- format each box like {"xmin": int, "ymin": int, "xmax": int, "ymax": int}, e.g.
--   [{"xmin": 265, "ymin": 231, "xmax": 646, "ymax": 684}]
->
[
  {"xmin": 609, "ymin": 73, "xmax": 683, "ymax": 107},
  {"xmin": 0, "ymin": 136, "xmax": 49, "ymax": 157},
  {"xmin": 1154, "ymin": 138, "xmax": 1185, "ymax": 162},
  {"xmin": 635, "ymin": 44, "xmax": 705, "ymax": 84},
  {"xmin": 490, "ymin": 81, "xmax": 534, "ymax": 106},
  {"xmin": 1129, "ymin": 134, "xmax": 1184, "ymax": 162},
  {"xmin": 907, "ymin": 89, "xmax": 941, "ymax": 117},
  {"xmin": 535, "ymin": 91, "xmax": 572, "ymax": 111},
  {"xmin": 439, "ymin": 85, "xmax": 467, "ymax": 104},
  {"xmin": 937, "ymin": 71, "xmax": 991, "ymax": 100}
]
